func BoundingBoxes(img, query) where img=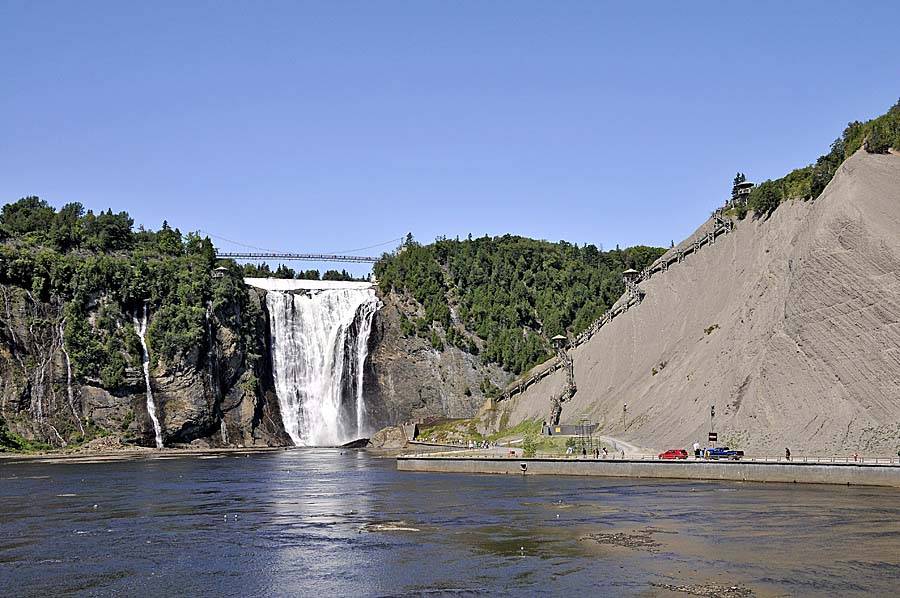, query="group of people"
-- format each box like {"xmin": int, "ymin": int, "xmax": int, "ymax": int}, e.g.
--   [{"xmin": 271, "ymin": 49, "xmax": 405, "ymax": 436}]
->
[{"xmin": 565, "ymin": 445, "xmax": 617, "ymax": 459}]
